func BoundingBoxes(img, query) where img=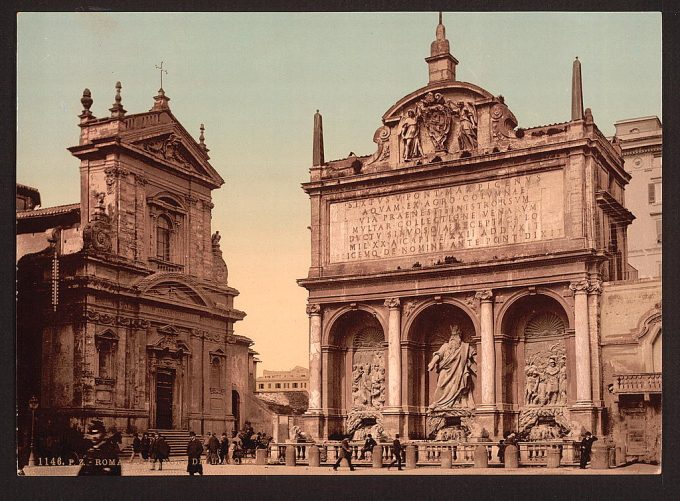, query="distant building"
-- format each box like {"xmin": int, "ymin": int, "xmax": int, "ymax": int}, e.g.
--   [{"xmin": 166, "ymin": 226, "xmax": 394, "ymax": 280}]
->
[
  {"xmin": 256, "ymin": 366, "xmax": 309, "ymax": 393},
  {"xmin": 613, "ymin": 116, "xmax": 662, "ymax": 278}
]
